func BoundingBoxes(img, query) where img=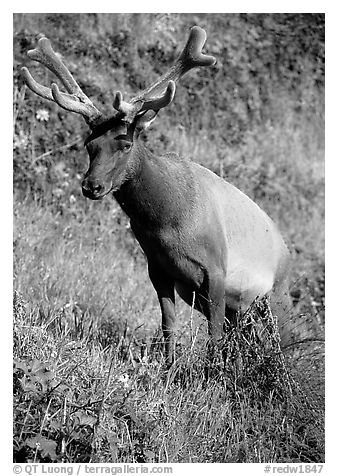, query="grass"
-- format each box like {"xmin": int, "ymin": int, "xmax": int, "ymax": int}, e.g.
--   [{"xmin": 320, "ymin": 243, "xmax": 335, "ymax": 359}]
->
[
  {"xmin": 13, "ymin": 13, "xmax": 324, "ymax": 463},
  {"xmin": 13, "ymin": 289, "xmax": 324, "ymax": 463}
]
